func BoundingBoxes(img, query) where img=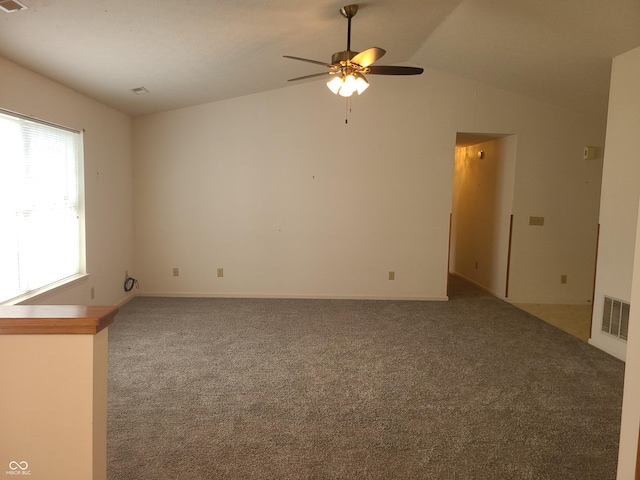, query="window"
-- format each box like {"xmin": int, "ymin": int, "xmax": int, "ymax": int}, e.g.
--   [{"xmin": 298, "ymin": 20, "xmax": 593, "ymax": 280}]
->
[{"xmin": 0, "ymin": 109, "xmax": 85, "ymax": 304}]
